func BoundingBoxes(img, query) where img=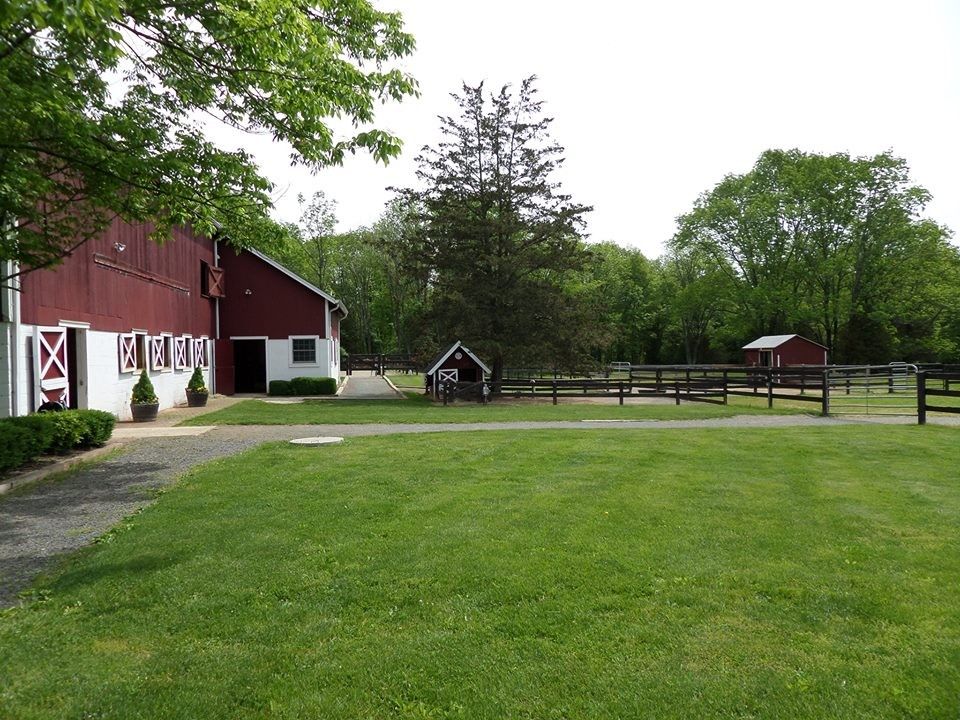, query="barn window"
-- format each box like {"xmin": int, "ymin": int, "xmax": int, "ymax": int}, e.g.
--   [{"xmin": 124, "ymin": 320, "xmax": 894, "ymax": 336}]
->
[
  {"xmin": 133, "ymin": 333, "xmax": 147, "ymax": 371},
  {"xmin": 193, "ymin": 337, "xmax": 209, "ymax": 368},
  {"xmin": 175, "ymin": 336, "xmax": 192, "ymax": 370},
  {"xmin": 200, "ymin": 261, "xmax": 225, "ymax": 298},
  {"xmin": 151, "ymin": 335, "xmax": 173, "ymax": 372},
  {"xmin": 290, "ymin": 336, "xmax": 318, "ymax": 365}
]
